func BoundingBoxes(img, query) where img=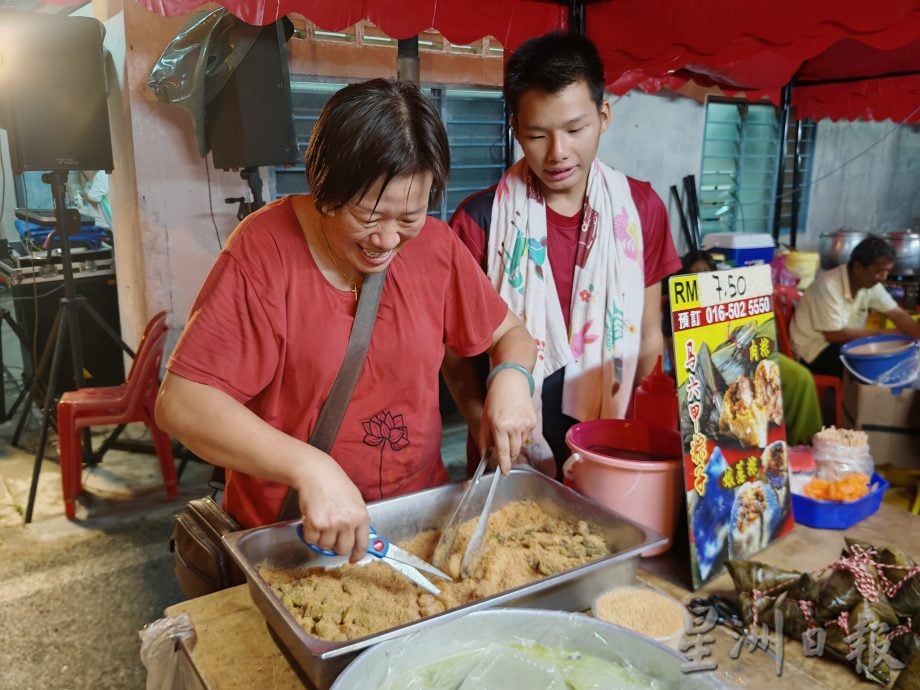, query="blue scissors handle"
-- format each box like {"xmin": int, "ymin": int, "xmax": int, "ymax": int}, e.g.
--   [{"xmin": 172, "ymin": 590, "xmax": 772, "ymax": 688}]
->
[{"xmin": 296, "ymin": 523, "xmax": 389, "ymax": 559}]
